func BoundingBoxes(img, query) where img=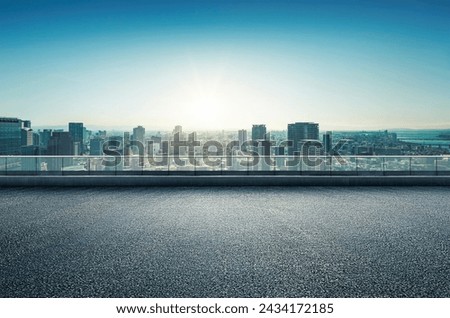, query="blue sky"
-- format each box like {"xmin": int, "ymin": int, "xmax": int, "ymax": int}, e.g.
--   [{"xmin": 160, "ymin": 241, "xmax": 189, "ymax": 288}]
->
[{"xmin": 0, "ymin": 0, "xmax": 449, "ymax": 130}]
